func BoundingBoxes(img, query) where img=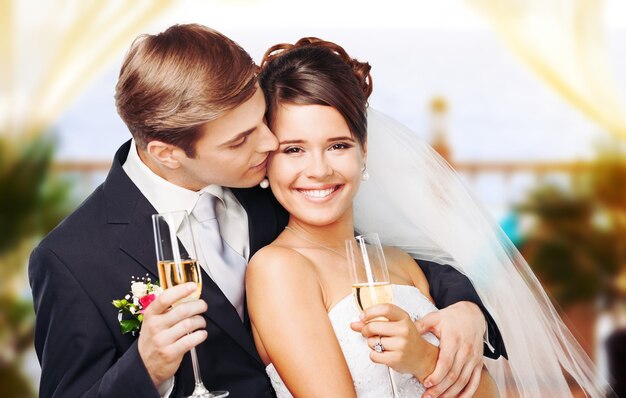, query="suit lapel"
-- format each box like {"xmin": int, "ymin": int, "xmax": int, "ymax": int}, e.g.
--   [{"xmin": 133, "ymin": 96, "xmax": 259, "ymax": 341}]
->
[
  {"xmin": 104, "ymin": 141, "xmax": 262, "ymax": 364},
  {"xmin": 105, "ymin": 141, "xmax": 160, "ymax": 280},
  {"xmin": 198, "ymin": 273, "xmax": 261, "ymax": 362}
]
